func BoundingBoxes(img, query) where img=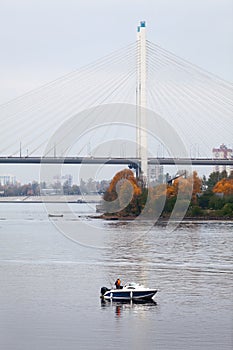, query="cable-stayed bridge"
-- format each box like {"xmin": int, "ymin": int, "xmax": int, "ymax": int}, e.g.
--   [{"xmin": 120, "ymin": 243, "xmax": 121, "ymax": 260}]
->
[
  {"xmin": 1, "ymin": 21, "xmax": 233, "ymax": 176},
  {"xmin": 1, "ymin": 157, "xmax": 233, "ymax": 167}
]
